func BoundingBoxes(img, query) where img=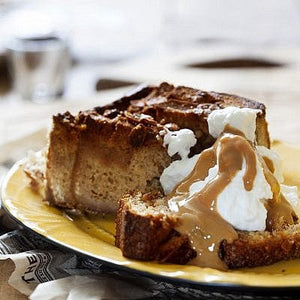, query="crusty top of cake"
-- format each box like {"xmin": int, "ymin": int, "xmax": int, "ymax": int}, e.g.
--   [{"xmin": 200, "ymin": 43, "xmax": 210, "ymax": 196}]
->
[
  {"xmin": 53, "ymin": 82, "xmax": 267, "ymax": 149},
  {"xmin": 127, "ymin": 82, "xmax": 265, "ymax": 116},
  {"xmin": 53, "ymin": 110, "xmax": 165, "ymax": 148},
  {"xmin": 93, "ymin": 82, "xmax": 266, "ymax": 119}
]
